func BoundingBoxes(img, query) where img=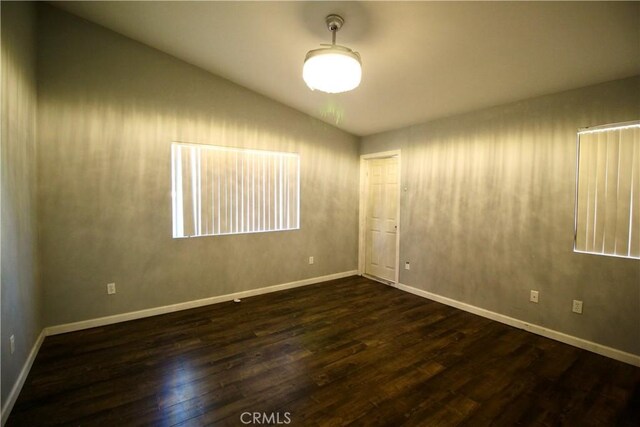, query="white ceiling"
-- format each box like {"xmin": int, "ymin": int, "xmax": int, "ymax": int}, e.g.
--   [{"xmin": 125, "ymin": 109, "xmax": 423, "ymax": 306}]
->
[{"xmin": 52, "ymin": 1, "xmax": 640, "ymax": 137}]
